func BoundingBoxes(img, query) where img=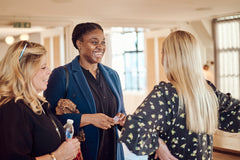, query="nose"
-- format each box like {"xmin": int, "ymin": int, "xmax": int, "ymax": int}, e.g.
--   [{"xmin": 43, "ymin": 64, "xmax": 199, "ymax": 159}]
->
[
  {"xmin": 96, "ymin": 43, "xmax": 105, "ymax": 50},
  {"xmin": 47, "ymin": 67, "xmax": 52, "ymax": 75}
]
